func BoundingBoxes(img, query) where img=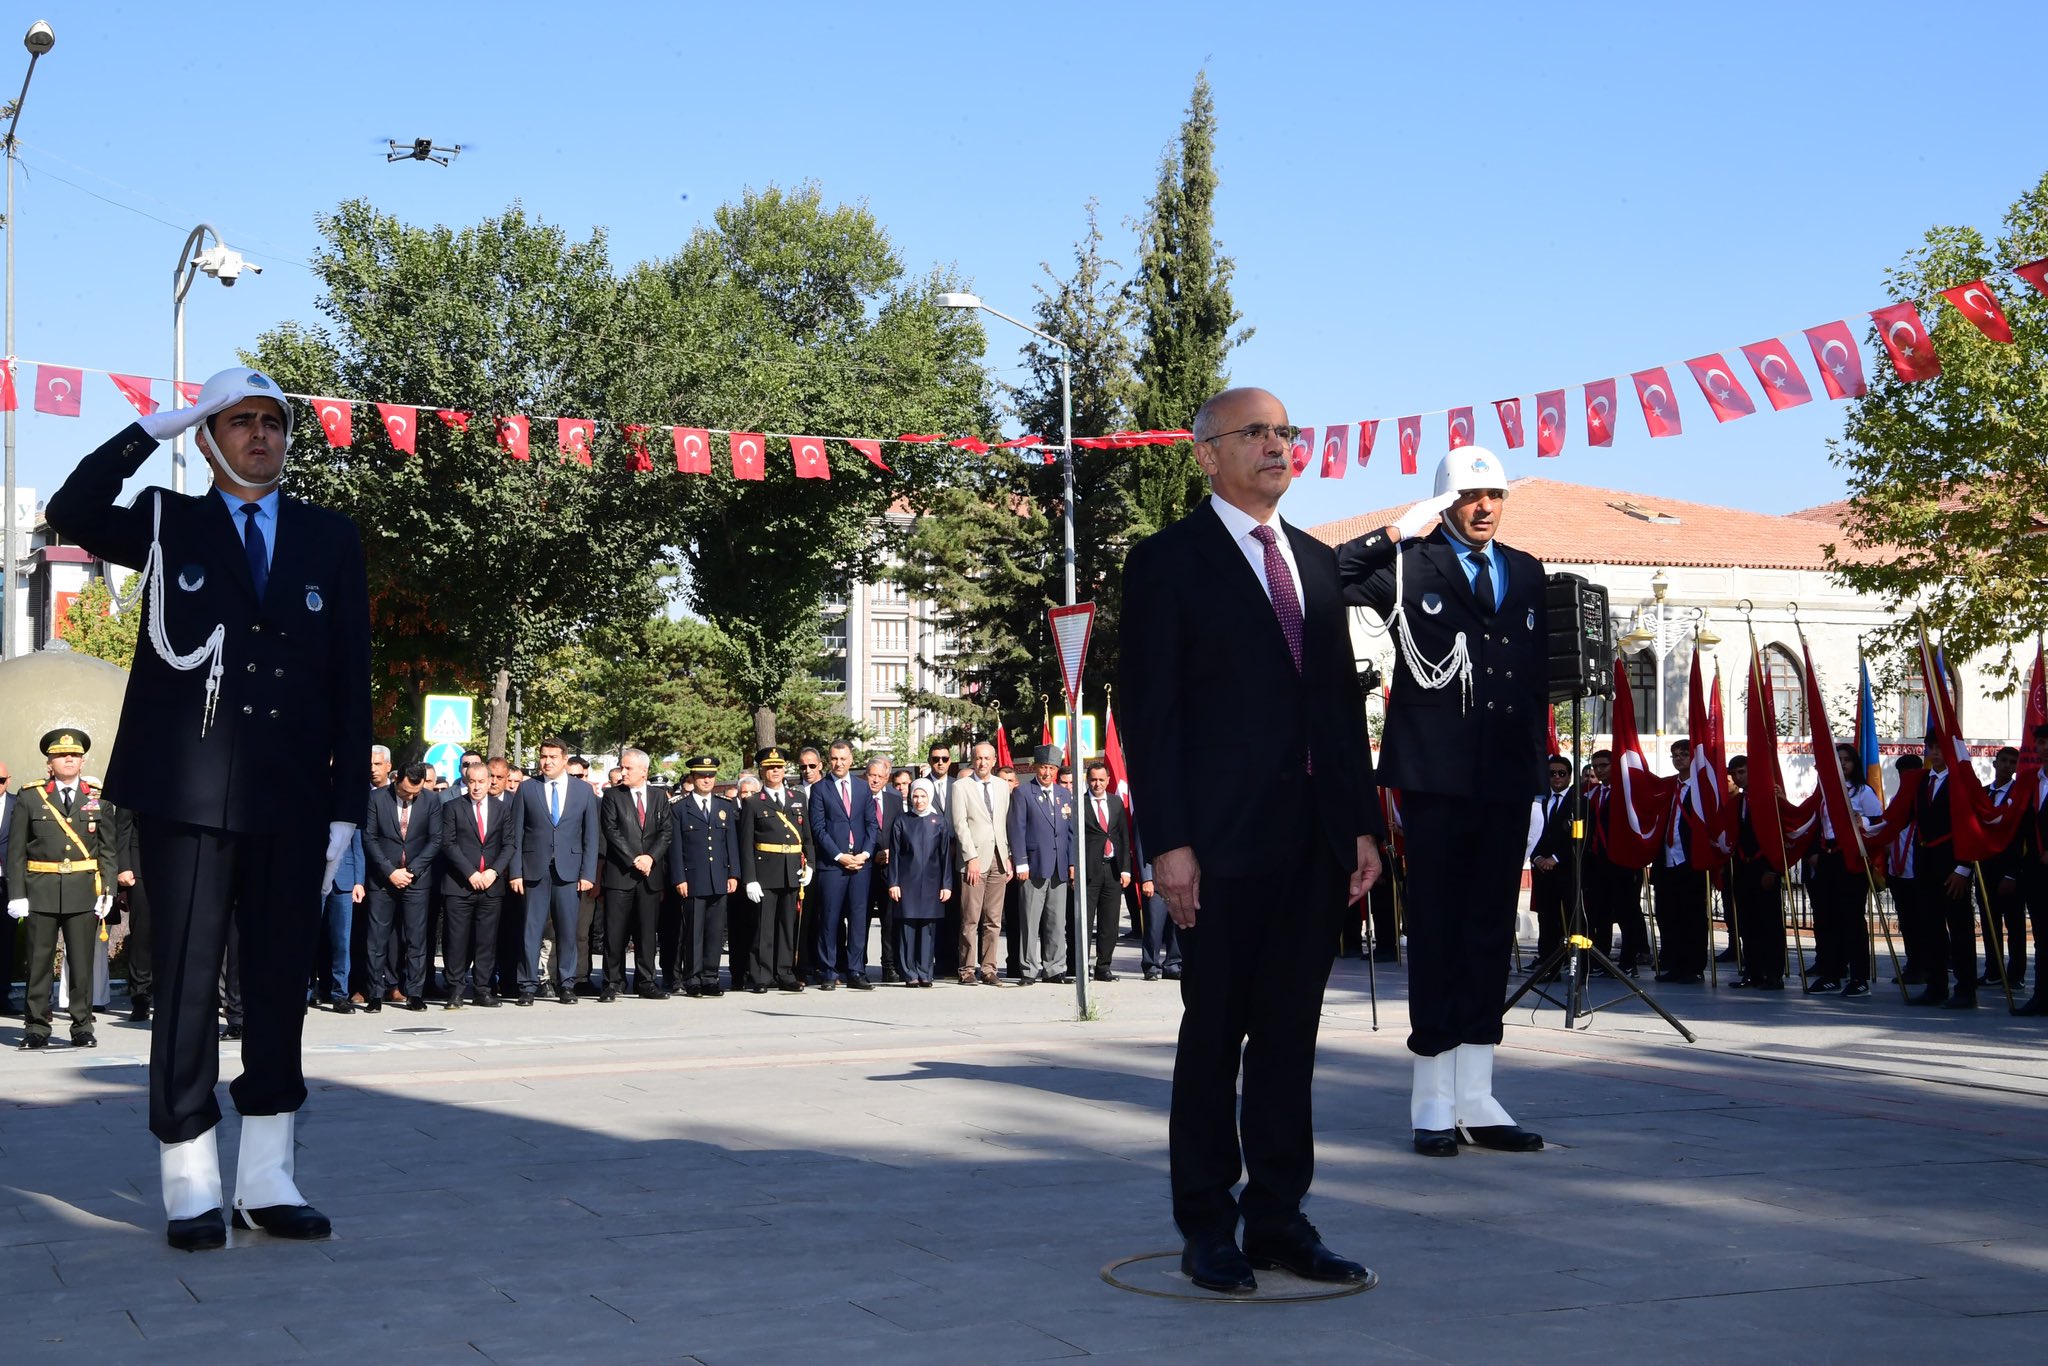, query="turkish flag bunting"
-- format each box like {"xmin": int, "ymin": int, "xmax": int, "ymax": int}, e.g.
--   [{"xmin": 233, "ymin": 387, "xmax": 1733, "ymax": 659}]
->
[
  {"xmin": 791, "ymin": 435, "xmax": 831, "ymax": 479},
  {"xmin": 311, "ymin": 398, "xmax": 353, "ymax": 447},
  {"xmin": 1631, "ymin": 368, "xmax": 1683, "ymax": 438},
  {"xmin": 2014, "ymin": 257, "xmax": 2048, "ymax": 299},
  {"xmin": 673, "ymin": 426, "xmax": 711, "ymax": 474},
  {"xmin": 435, "ymin": 409, "xmax": 471, "ymax": 432},
  {"xmin": 557, "ymin": 417, "xmax": 595, "ymax": 465},
  {"xmin": 1104, "ymin": 700, "xmax": 1134, "ymax": 819},
  {"xmin": 1870, "ymin": 302, "xmax": 1941, "ymax": 382},
  {"xmin": 1447, "ymin": 406, "xmax": 1475, "ymax": 450},
  {"xmin": 846, "ymin": 437, "xmax": 890, "ymax": 473},
  {"xmin": 1493, "ymin": 398, "xmax": 1525, "ymax": 450},
  {"xmin": 110, "ymin": 374, "xmax": 158, "ymax": 416},
  {"xmin": 496, "ymin": 415, "xmax": 529, "ymax": 461},
  {"xmin": 1802, "ymin": 321, "xmax": 1867, "ymax": 399},
  {"xmin": 994, "ymin": 722, "xmax": 1013, "ymax": 770},
  {"xmin": 1535, "ymin": 389, "xmax": 1566, "ymax": 457},
  {"xmin": 729, "ymin": 431, "xmax": 766, "ymax": 481},
  {"xmin": 176, "ymin": 382, "xmax": 203, "ymax": 408},
  {"xmin": 34, "ymin": 365, "xmax": 84, "ymax": 417},
  {"xmin": 1319, "ymin": 424, "xmax": 1349, "ymax": 478},
  {"xmin": 1397, "ymin": 416, "xmax": 1421, "ymax": 474},
  {"xmin": 1939, "ymin": 279, "xmax": 2015, "ymax": 344},
  {"xmin": 897, "ymin": 433, "xmax": 946, "ymax": 443},
  {"xmin": 995, "ymin": 435, "xmax": 1043, "ymax": 449},
  {"xmin": 1288, "ymin": 427, "xmax": 1314, "ymax": 475},
  {"xmin": 1739, "ymin": 340, "xmax": 1813, "ymax": 410},
  {"xmin": 950, "ymin": 436, "xmax": 990, "ymax": 455},
  {"xmin": 0, "ymin": 360, "xmax": 14, "ymax": 412},
  {"xmin": 1584, "ymin": 380, "xmax": 1617, "ymax": 447},
  {"xmin": 376, "ymin": 403, "xmax": 417, "ymax": 454},
  {"xmin": 1684, "ymin": 353, "xmax": 1757, "ymax": 422},
  {"xmin": 623, "ymin": 424, "xmax": 653, "ymax": 473},
  {"xmin": 1357, "ymin": 419, "xmax": 1378, "ymax": 468}
]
